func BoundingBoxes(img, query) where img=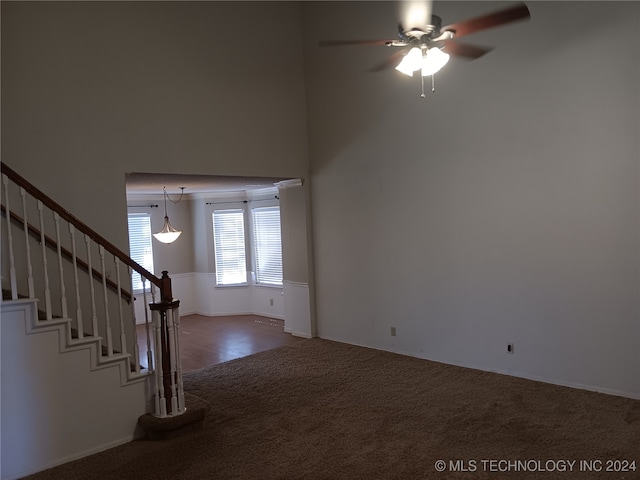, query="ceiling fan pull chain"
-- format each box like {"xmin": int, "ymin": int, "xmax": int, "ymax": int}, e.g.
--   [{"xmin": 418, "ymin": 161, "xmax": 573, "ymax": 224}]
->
[{"xmin": 420, "ymin": 74, "xmax": 436, "ymax": 98}]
